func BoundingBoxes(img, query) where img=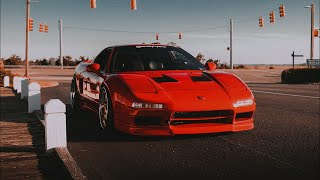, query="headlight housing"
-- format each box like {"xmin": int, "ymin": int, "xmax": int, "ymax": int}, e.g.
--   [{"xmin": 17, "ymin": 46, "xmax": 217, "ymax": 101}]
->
[
  {"xmin": 233, "ymin": 99, "xmax": 253, "ymax": 108},
  {"xmin": 131, "ymin": 102, "xmax": 164, "ymax": 109}
]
